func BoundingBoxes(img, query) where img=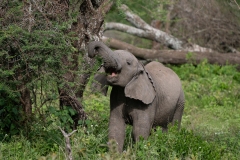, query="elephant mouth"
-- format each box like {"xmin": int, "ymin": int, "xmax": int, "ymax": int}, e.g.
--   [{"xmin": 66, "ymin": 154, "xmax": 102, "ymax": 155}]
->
[{"xmin": 105, "ymin": 66, "xmax": 120, "ymax": 83}]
